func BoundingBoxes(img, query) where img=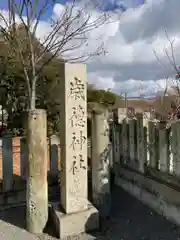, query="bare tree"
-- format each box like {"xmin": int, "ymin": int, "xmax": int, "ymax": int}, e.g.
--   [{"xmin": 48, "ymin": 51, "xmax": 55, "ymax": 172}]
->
[
  {"xmin": 0, "ymin": 0, "xmax": 112, "ymax": 110},
  {"xmin": 153, "ymin": 30, "xmax": 180, "ymax": 121}
]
